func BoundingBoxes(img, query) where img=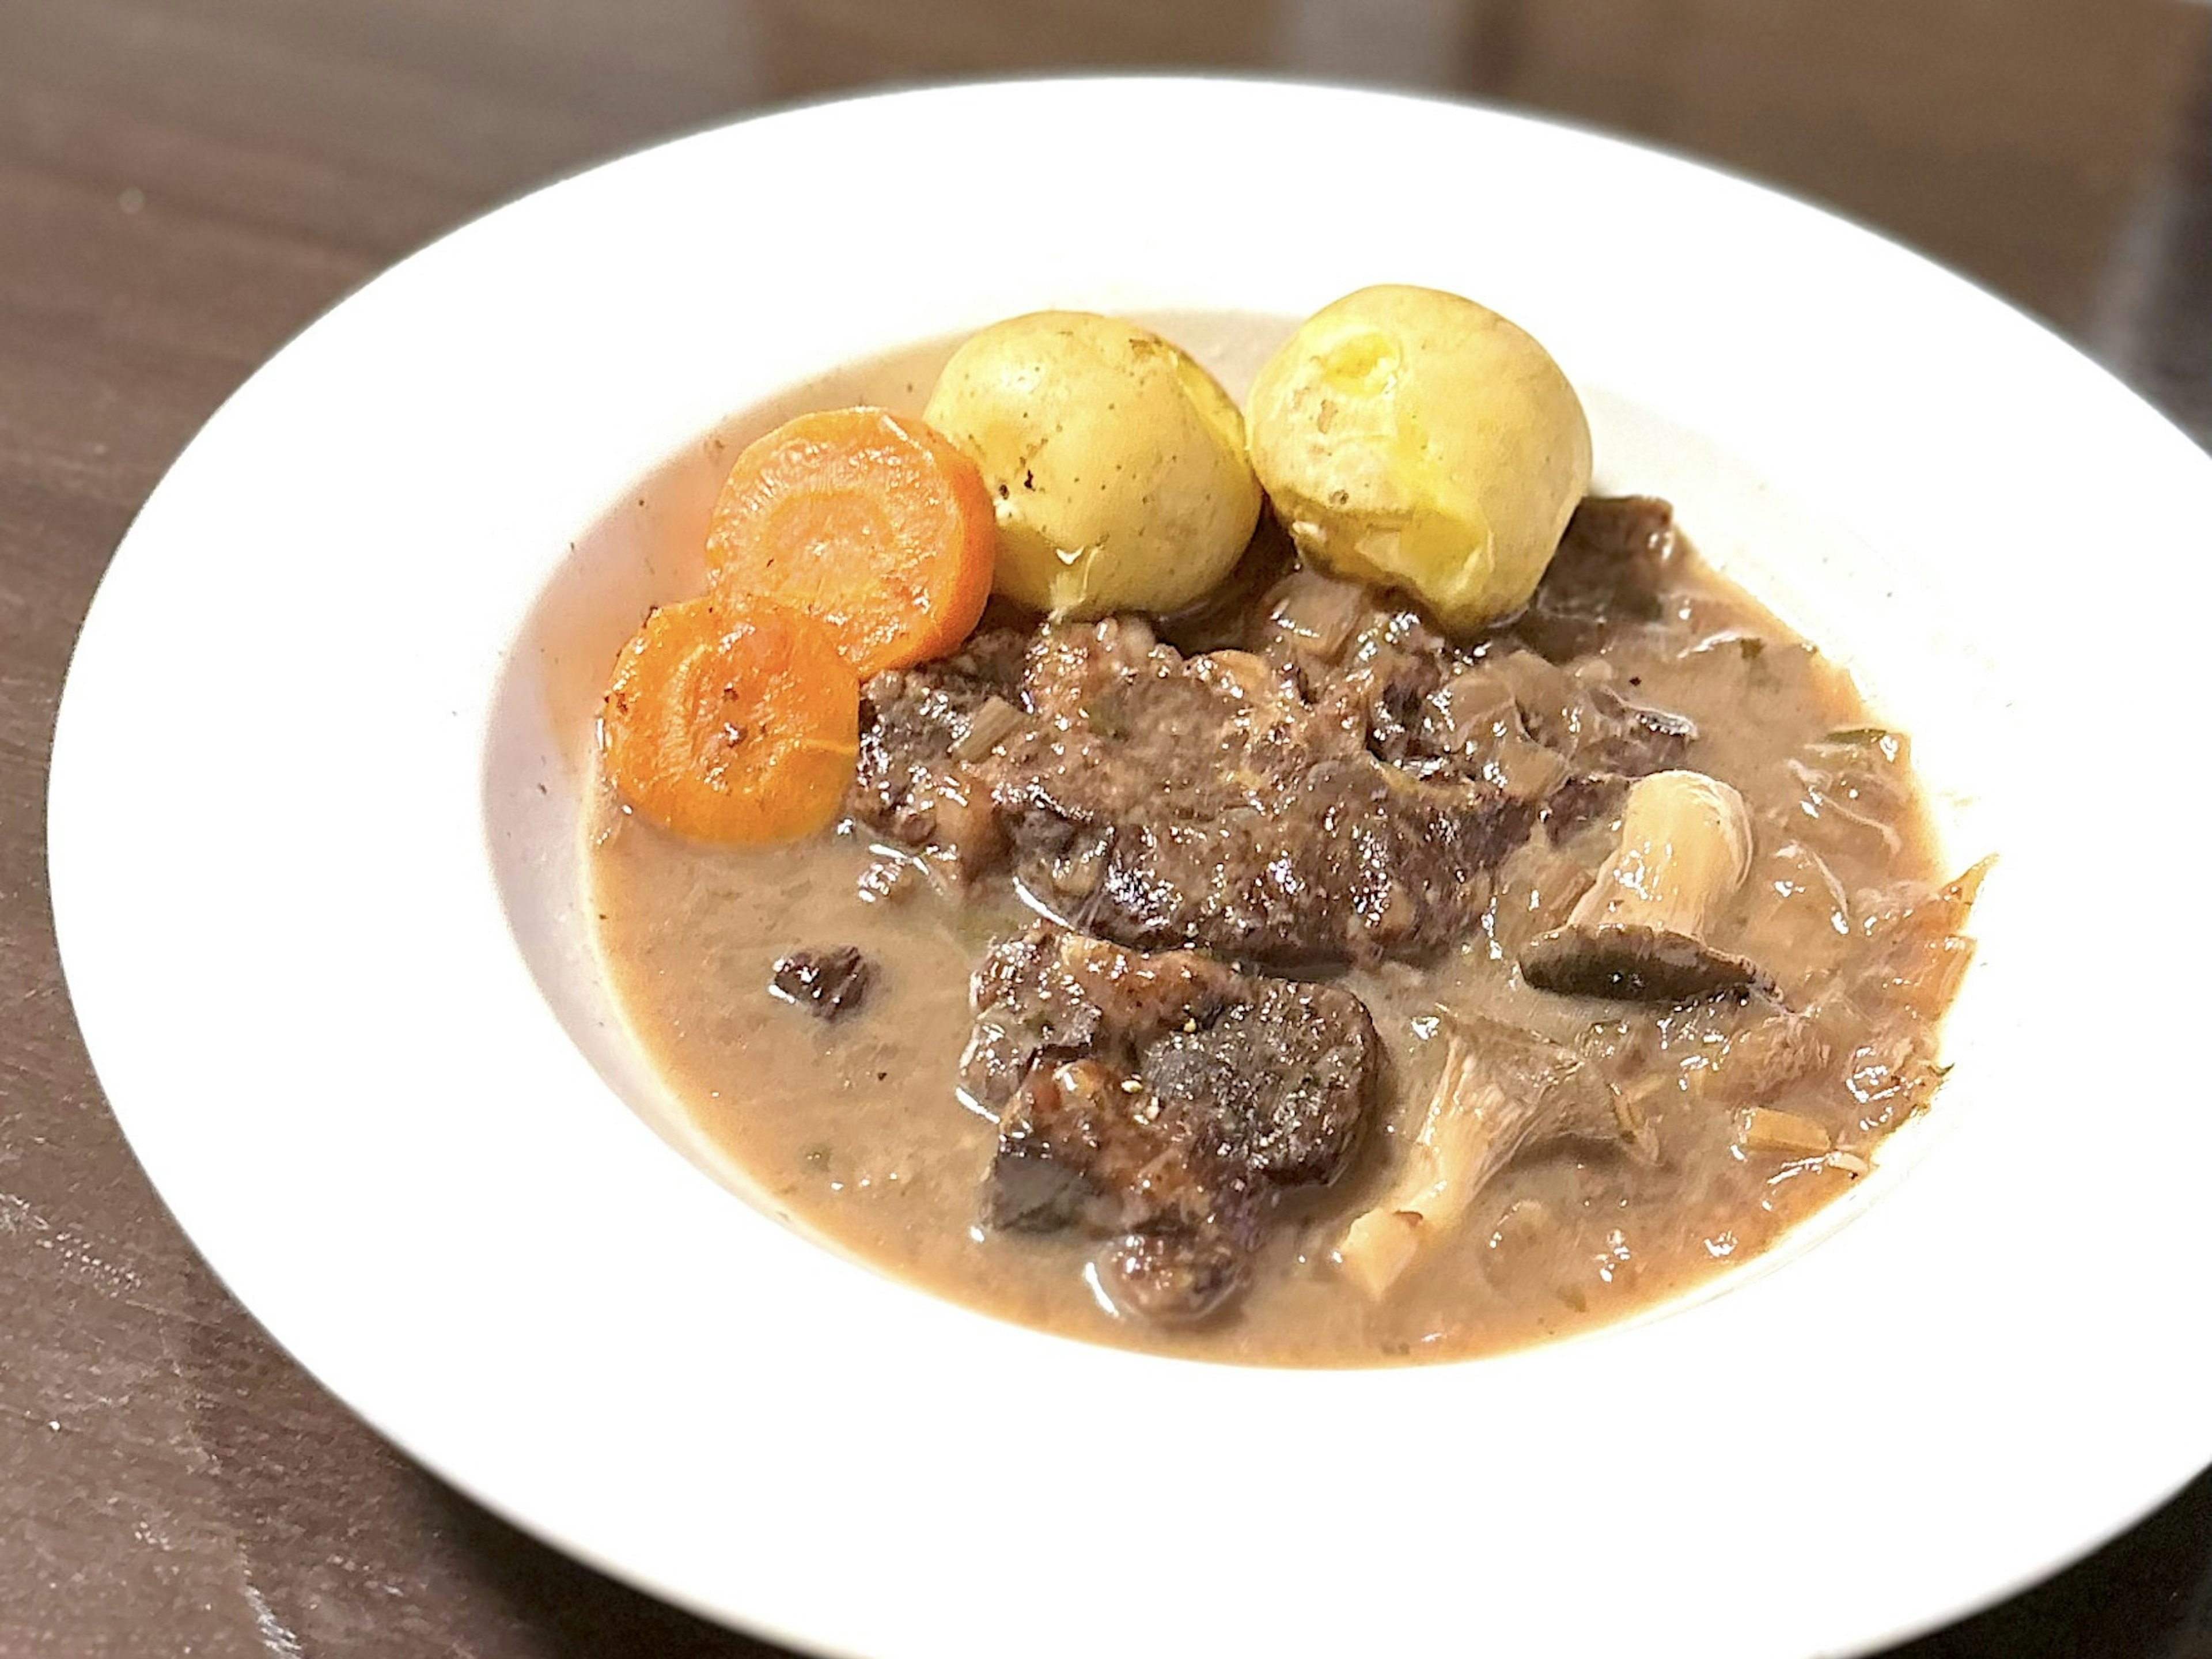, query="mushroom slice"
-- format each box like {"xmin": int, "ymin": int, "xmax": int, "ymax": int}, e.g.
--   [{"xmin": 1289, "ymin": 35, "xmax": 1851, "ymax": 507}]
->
[
  {"xmin": 1334, "ymin": 1018, "xmax": 1653, "ymax": 1299},
  {"xmin": 1336, "ymin": 1036, "xmax": 1524, "ymax": 1300},
  {"xmin": 1521, "ymin": 769, "xmax": 1768, "ymax": 1001}
]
